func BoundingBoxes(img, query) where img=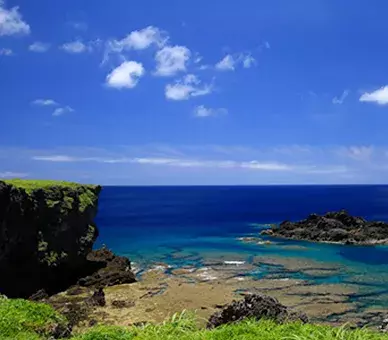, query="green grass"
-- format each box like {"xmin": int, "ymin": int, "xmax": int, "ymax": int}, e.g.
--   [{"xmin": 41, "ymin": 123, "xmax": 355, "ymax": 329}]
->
[
  {"xmin": 0, "ymin": 298, "xmax": 68, "ymax": 340},
  {"xmin": 1, "ymin": 300, "xmax": 388, "ymax": 340},
  {"xmin": 3, "ymin": 179, "xmax": 99, "ymax": 213},
  {"xmin": 3, "ymin": 179, "xmax": 97, "ymax": 193},
  {"xmin": 72, "ymin": 312, "xmax": 388, "ymax": 340}
]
